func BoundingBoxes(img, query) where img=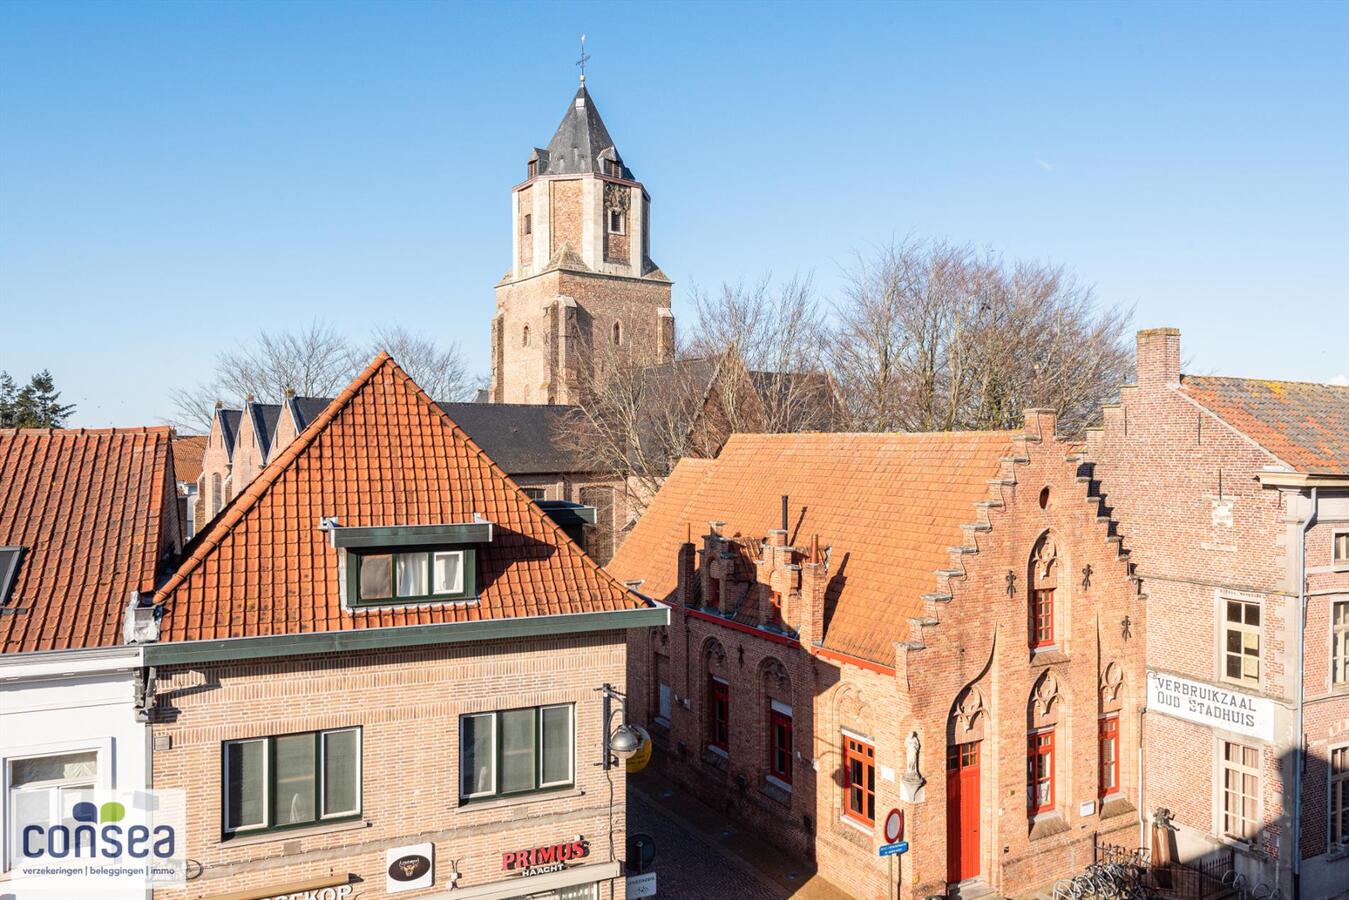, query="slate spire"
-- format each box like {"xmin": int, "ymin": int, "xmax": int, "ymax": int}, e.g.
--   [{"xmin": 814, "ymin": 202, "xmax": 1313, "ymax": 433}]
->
[{"xmin": 539, "ymin": 86, "xmax": 629, "ymax": 178}]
